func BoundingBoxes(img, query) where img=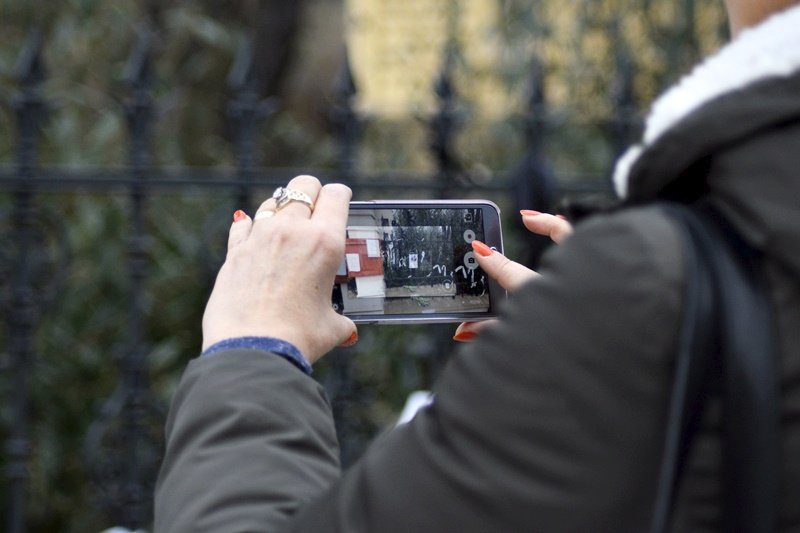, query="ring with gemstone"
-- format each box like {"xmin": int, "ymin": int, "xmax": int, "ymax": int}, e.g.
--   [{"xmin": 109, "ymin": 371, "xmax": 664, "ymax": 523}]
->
[{"xmin": 272, "ymin": 187, "xmax": 315, "ymax": 212}]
